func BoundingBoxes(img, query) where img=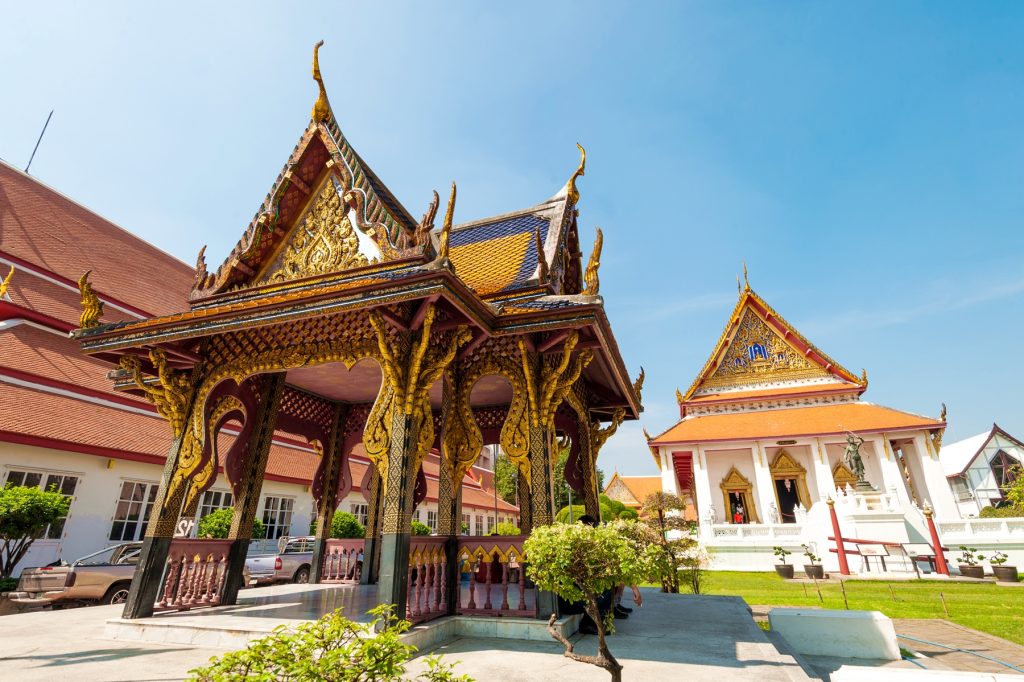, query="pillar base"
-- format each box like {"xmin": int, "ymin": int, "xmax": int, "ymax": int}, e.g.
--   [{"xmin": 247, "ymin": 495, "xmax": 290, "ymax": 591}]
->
[
  {"xmin": 219, "ymin": 538, "xmax": 251, "ymax": 607},
  {"xmin": 122, "ymin": 536, "xmax": 172, "ymax": 620},
  {"xmin": 377, "ymin": 532, "xmax": 410, "ymax": 618}
]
